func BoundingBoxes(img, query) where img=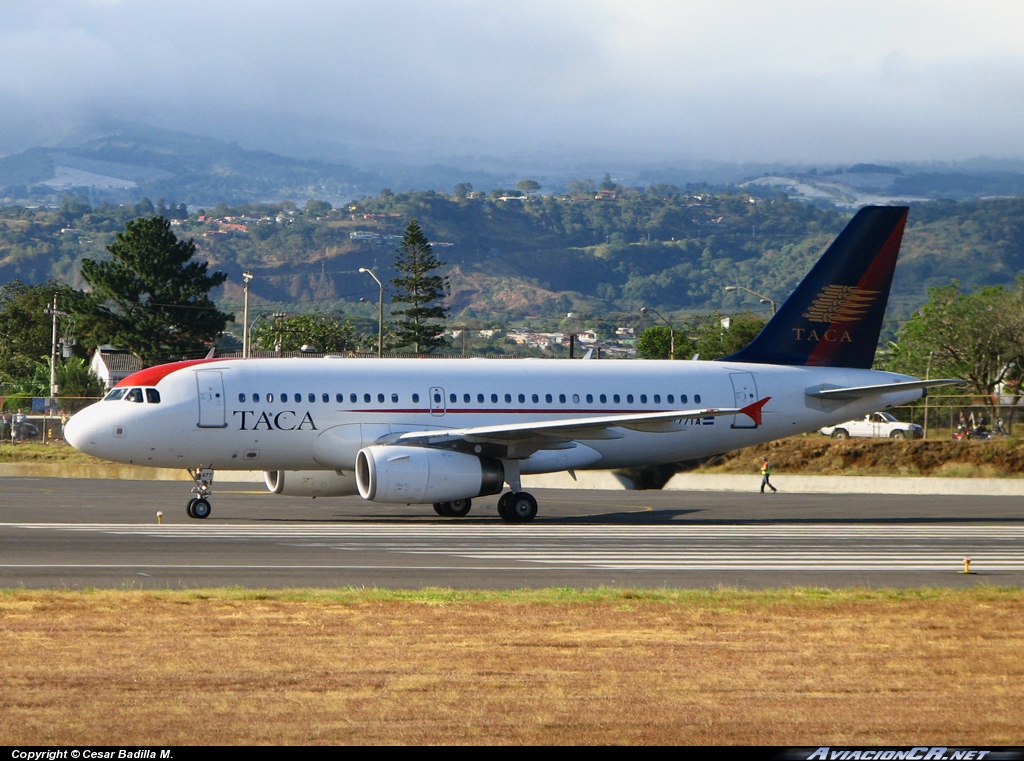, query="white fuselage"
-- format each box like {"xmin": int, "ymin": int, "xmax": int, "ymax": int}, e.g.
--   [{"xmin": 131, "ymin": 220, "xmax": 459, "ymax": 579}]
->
[{"xmin": 65, "ymin": 356, "xmax": 924, "ymax": 473}]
